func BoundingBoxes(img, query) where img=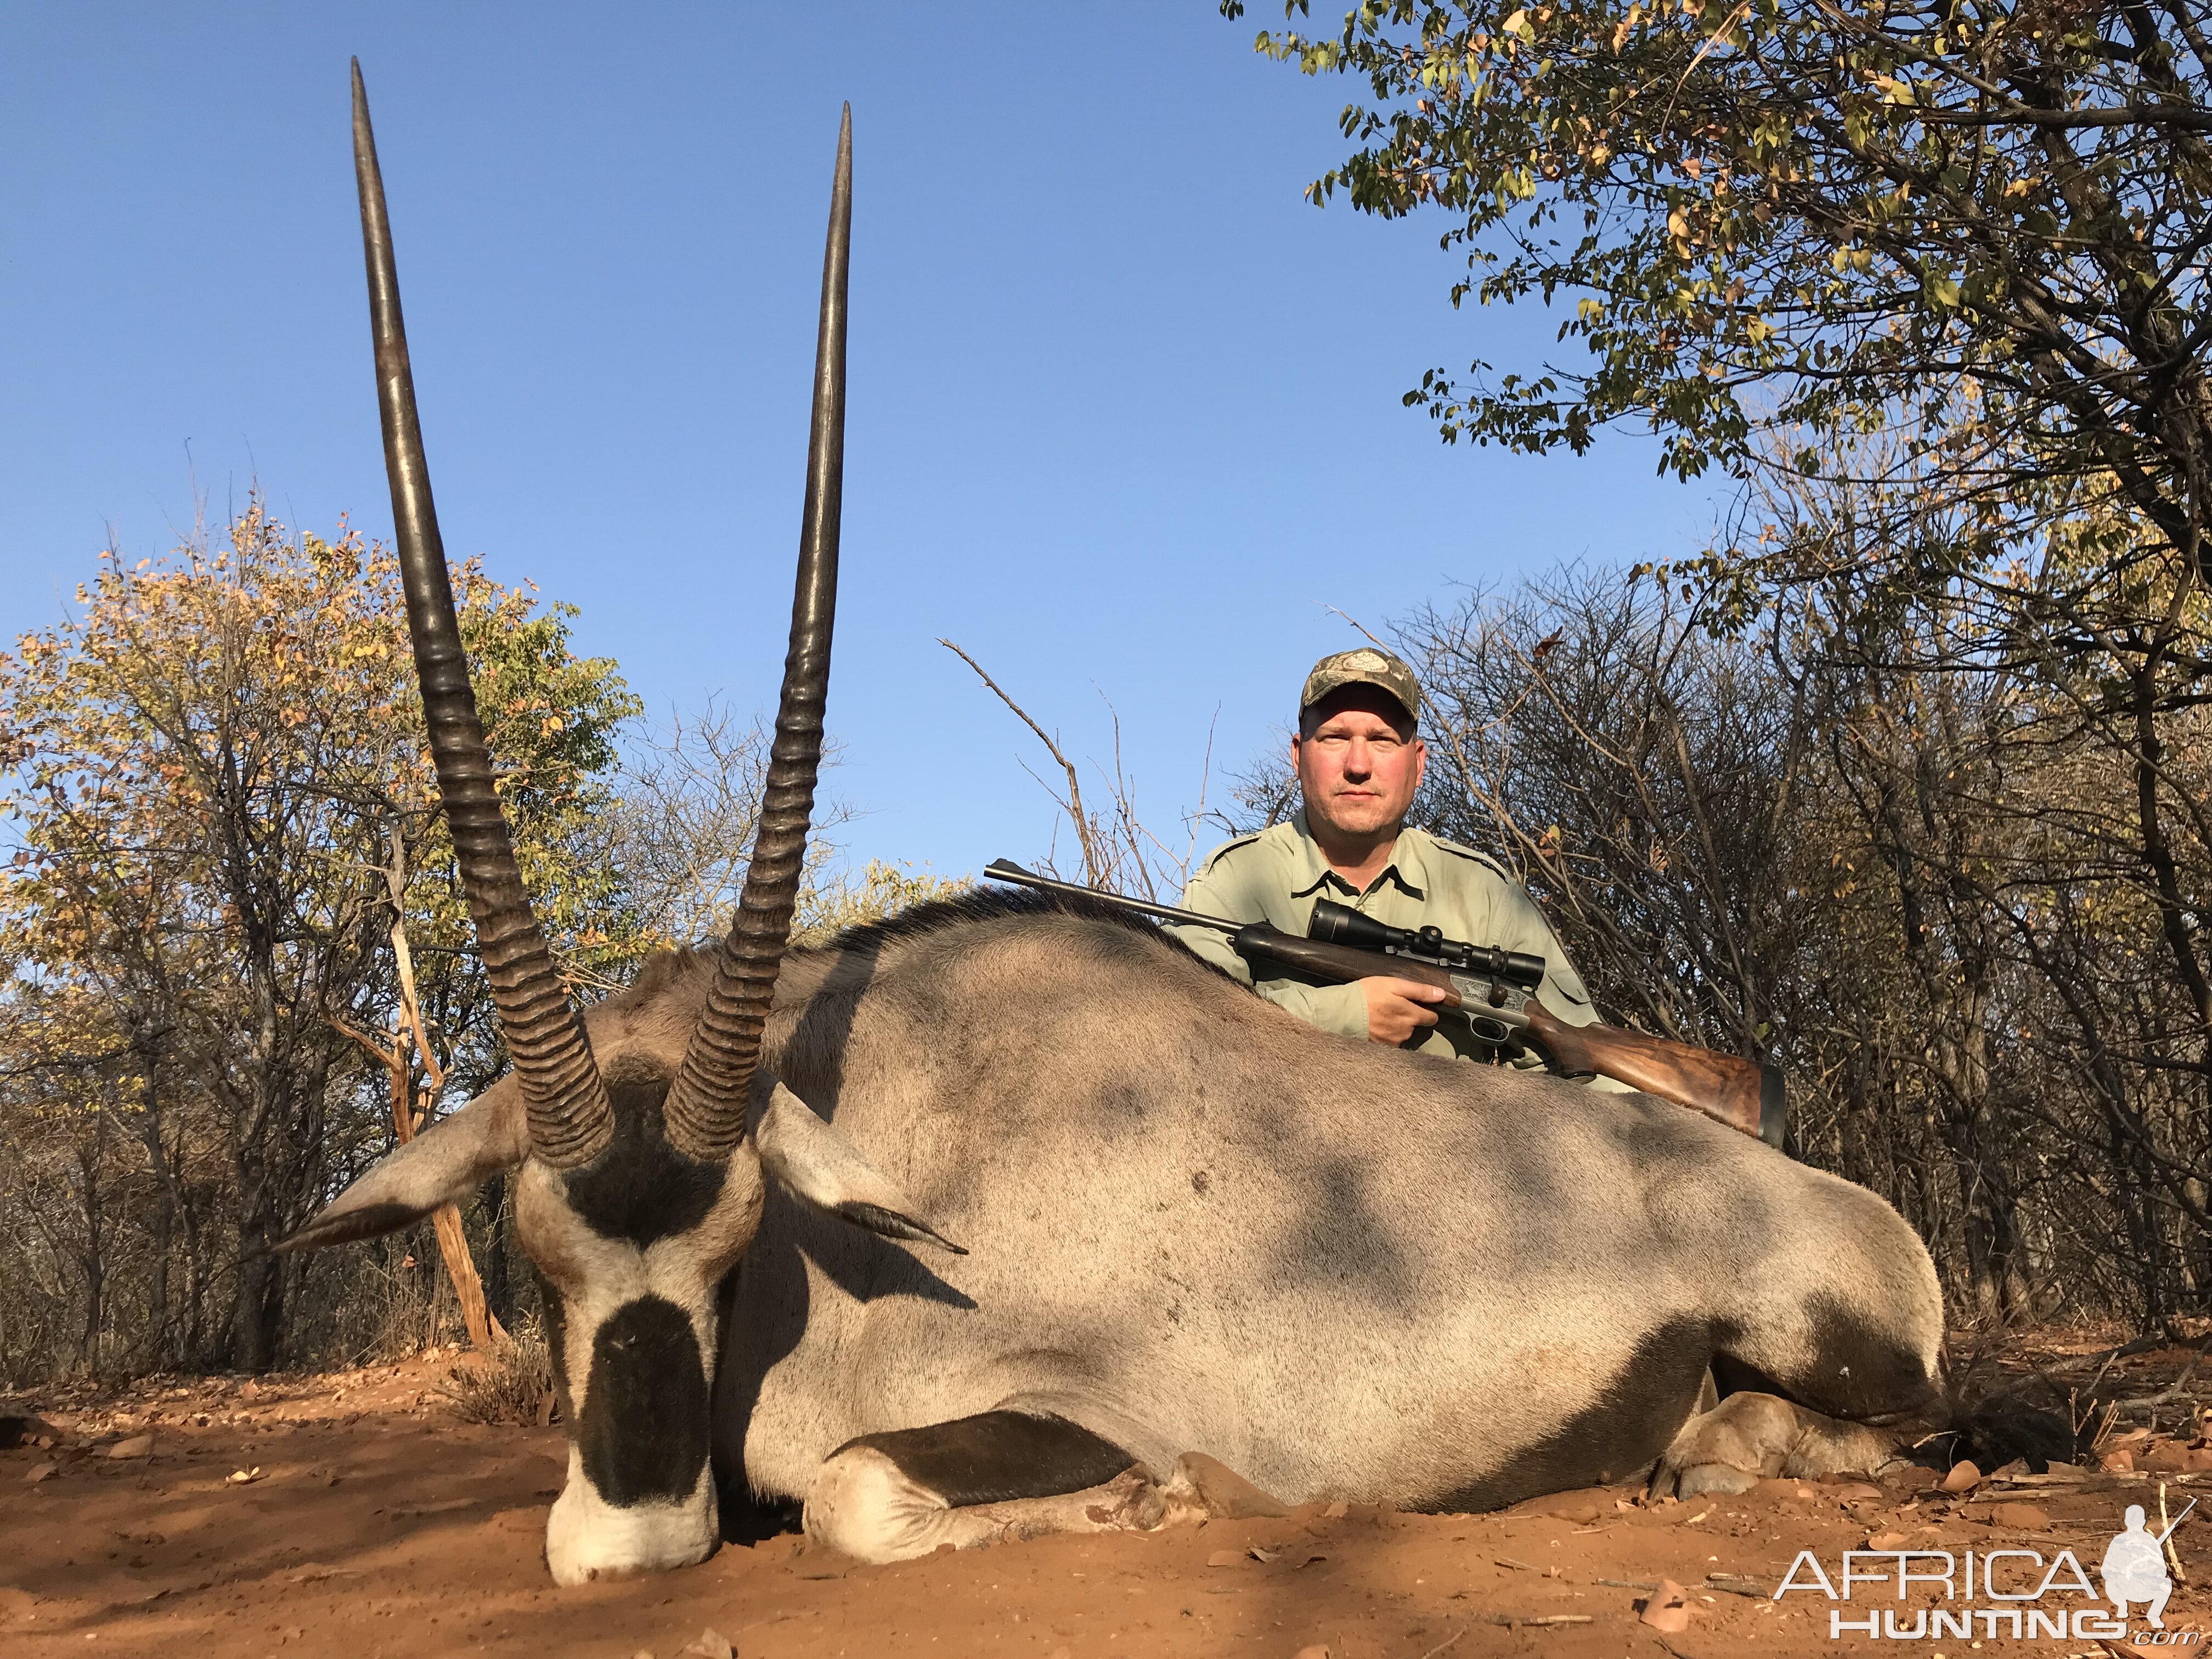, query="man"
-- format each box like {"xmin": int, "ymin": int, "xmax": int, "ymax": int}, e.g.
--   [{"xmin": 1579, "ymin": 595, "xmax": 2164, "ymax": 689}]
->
[{"xmin": 1170, "ymin": 647, "xmax": 1622, "ymax": 1079}]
